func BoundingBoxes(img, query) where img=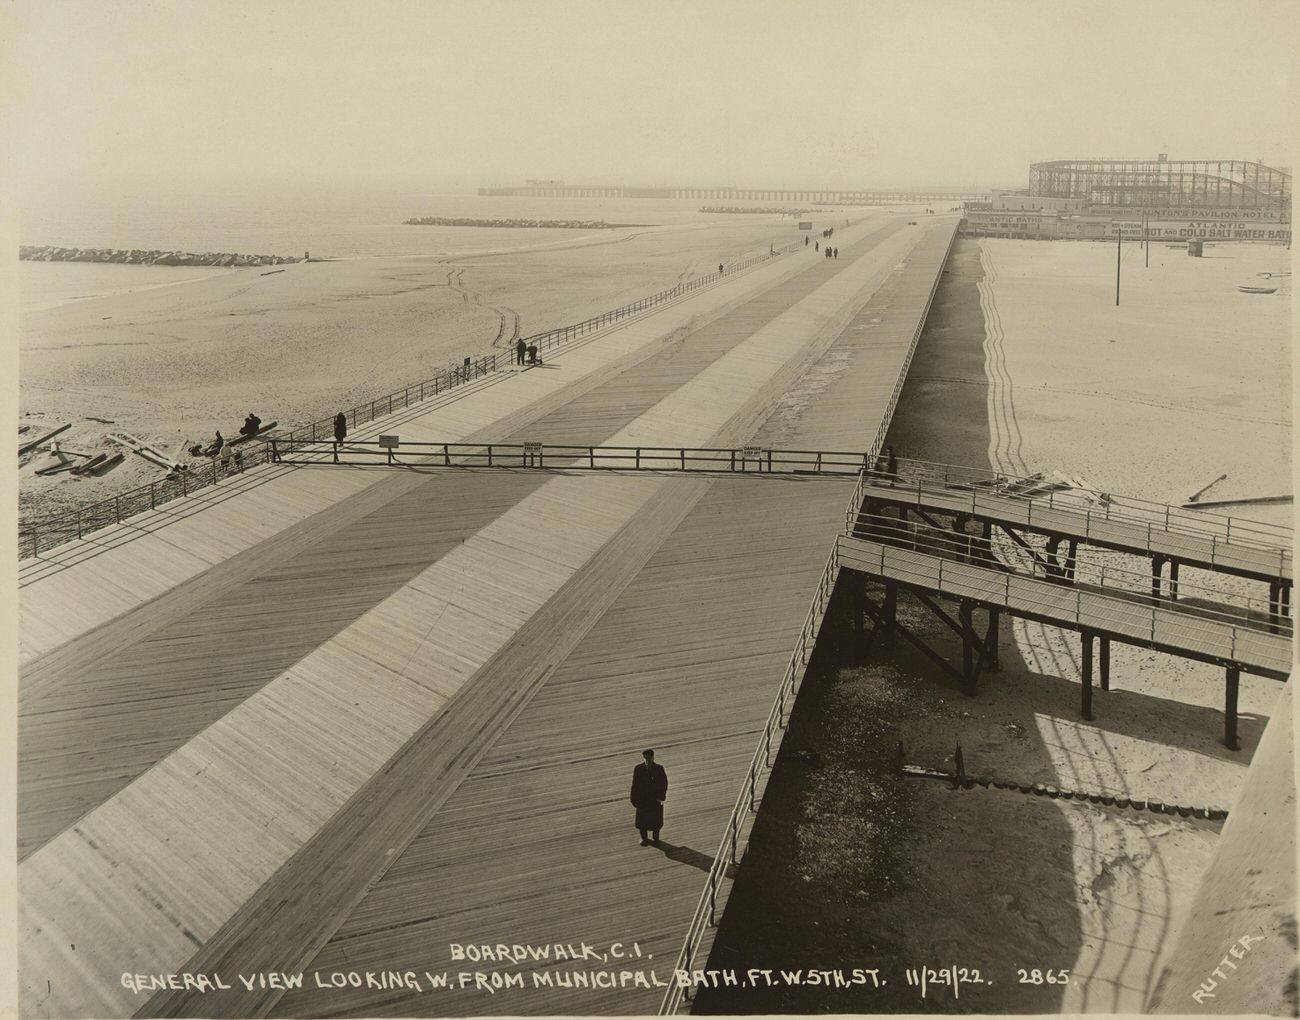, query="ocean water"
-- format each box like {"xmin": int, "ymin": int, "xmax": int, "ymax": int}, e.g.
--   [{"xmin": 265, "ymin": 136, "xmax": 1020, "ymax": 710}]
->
[{"xmin": 19, "ymin": 175, "xmax": 799, "ymax": 311}]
